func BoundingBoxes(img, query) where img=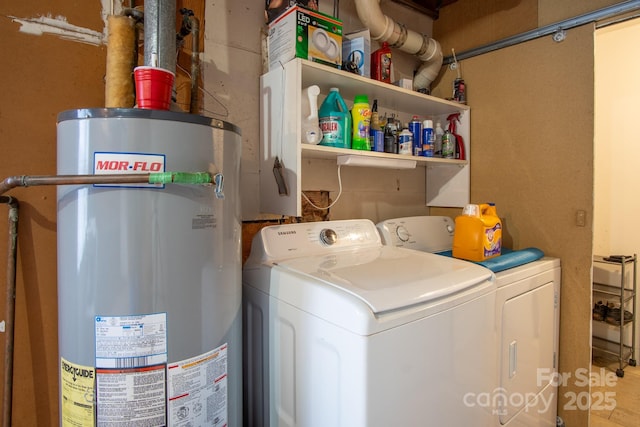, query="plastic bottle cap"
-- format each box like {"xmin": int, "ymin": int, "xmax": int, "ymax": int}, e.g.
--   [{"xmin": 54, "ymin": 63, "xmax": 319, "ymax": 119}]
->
[
  {"xmin": 354, "ymin": 94, "xmax": 369, "ymax": 104},
  {"xmin": 330, "ymin": 87, "xmax": 339, "ymax": 92},
  {"xmin": 423, "ymin": 119, "xmax": 433, "ymax": 128},
  {"xmin": 412, "ymin": 115, "xmax": 419, "ymax": 120}
]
